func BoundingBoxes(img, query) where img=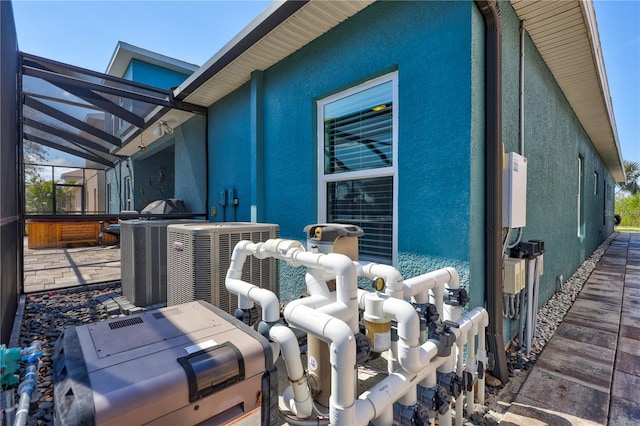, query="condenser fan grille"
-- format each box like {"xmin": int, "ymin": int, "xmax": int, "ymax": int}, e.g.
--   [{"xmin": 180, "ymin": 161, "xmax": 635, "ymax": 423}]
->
[{"xmin": 167, "ymin": 223, "xmax": 279, "ymax": 315}]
